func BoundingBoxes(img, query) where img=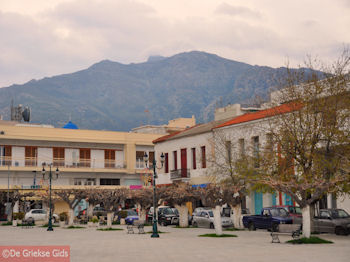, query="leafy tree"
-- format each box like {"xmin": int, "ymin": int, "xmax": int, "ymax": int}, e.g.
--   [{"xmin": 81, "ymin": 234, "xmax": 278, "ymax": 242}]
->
[{"xmin": 256, "ymin": 50, "xmax": 350, "ymax": 237}]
